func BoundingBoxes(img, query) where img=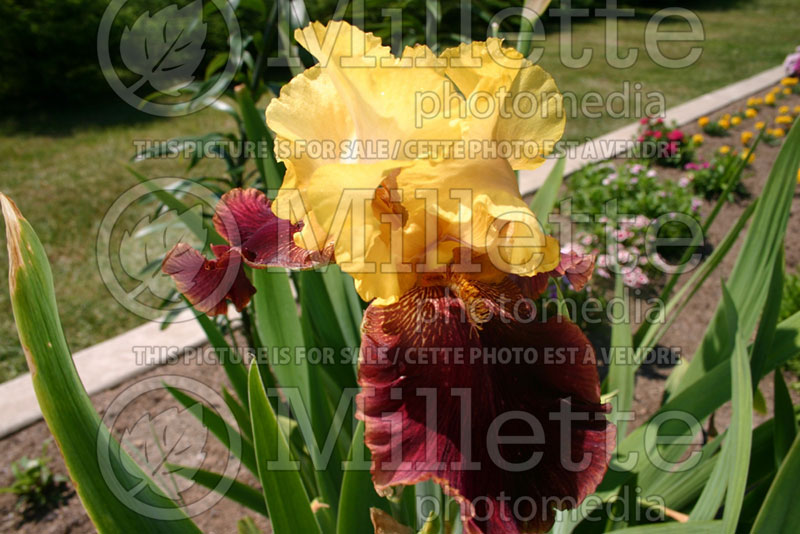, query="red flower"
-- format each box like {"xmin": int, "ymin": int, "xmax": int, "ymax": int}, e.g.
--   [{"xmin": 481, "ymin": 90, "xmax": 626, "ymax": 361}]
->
[
  {"xmin": 162, "ymin": 188, "xmax": 331, "ymax": 315},
  {"xmin": 667, "ymin": 129, "xmax": 684, "ymax": 141},
  {"xmin": 666, "ymin": 141, "xmax": 679, "ymax": 155}
]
